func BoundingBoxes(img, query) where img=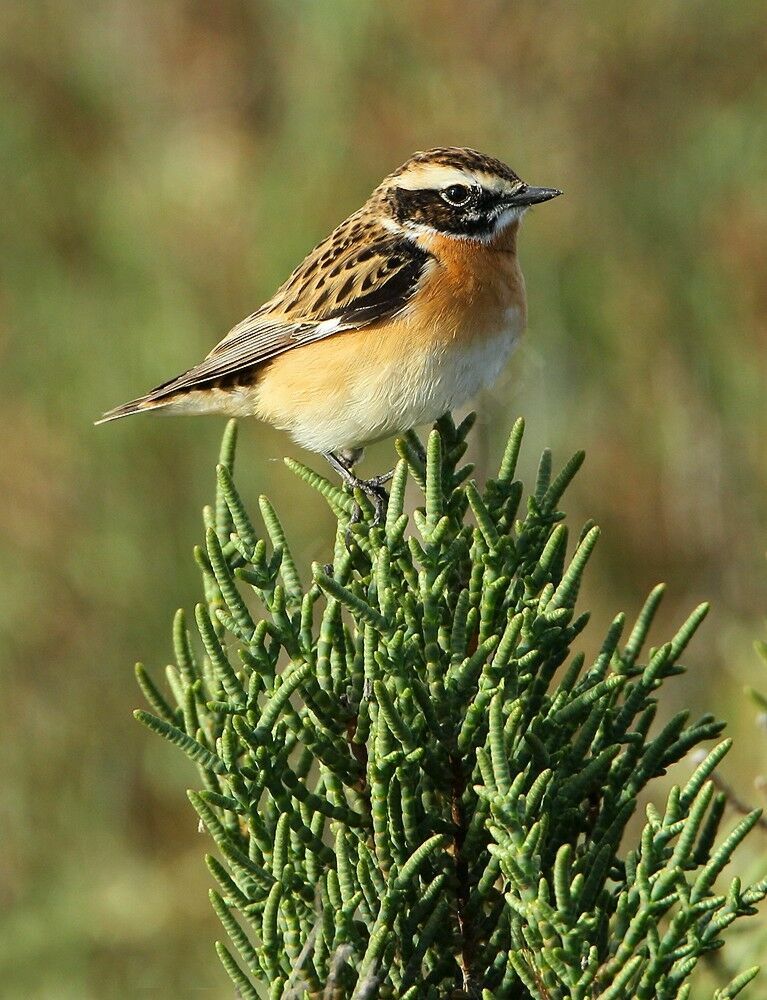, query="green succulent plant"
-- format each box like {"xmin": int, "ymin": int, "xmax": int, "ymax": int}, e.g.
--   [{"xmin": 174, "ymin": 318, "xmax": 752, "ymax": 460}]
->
[{"xmin": 136, "ymin": 416, "xmax": 766, "ymax": 999}]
